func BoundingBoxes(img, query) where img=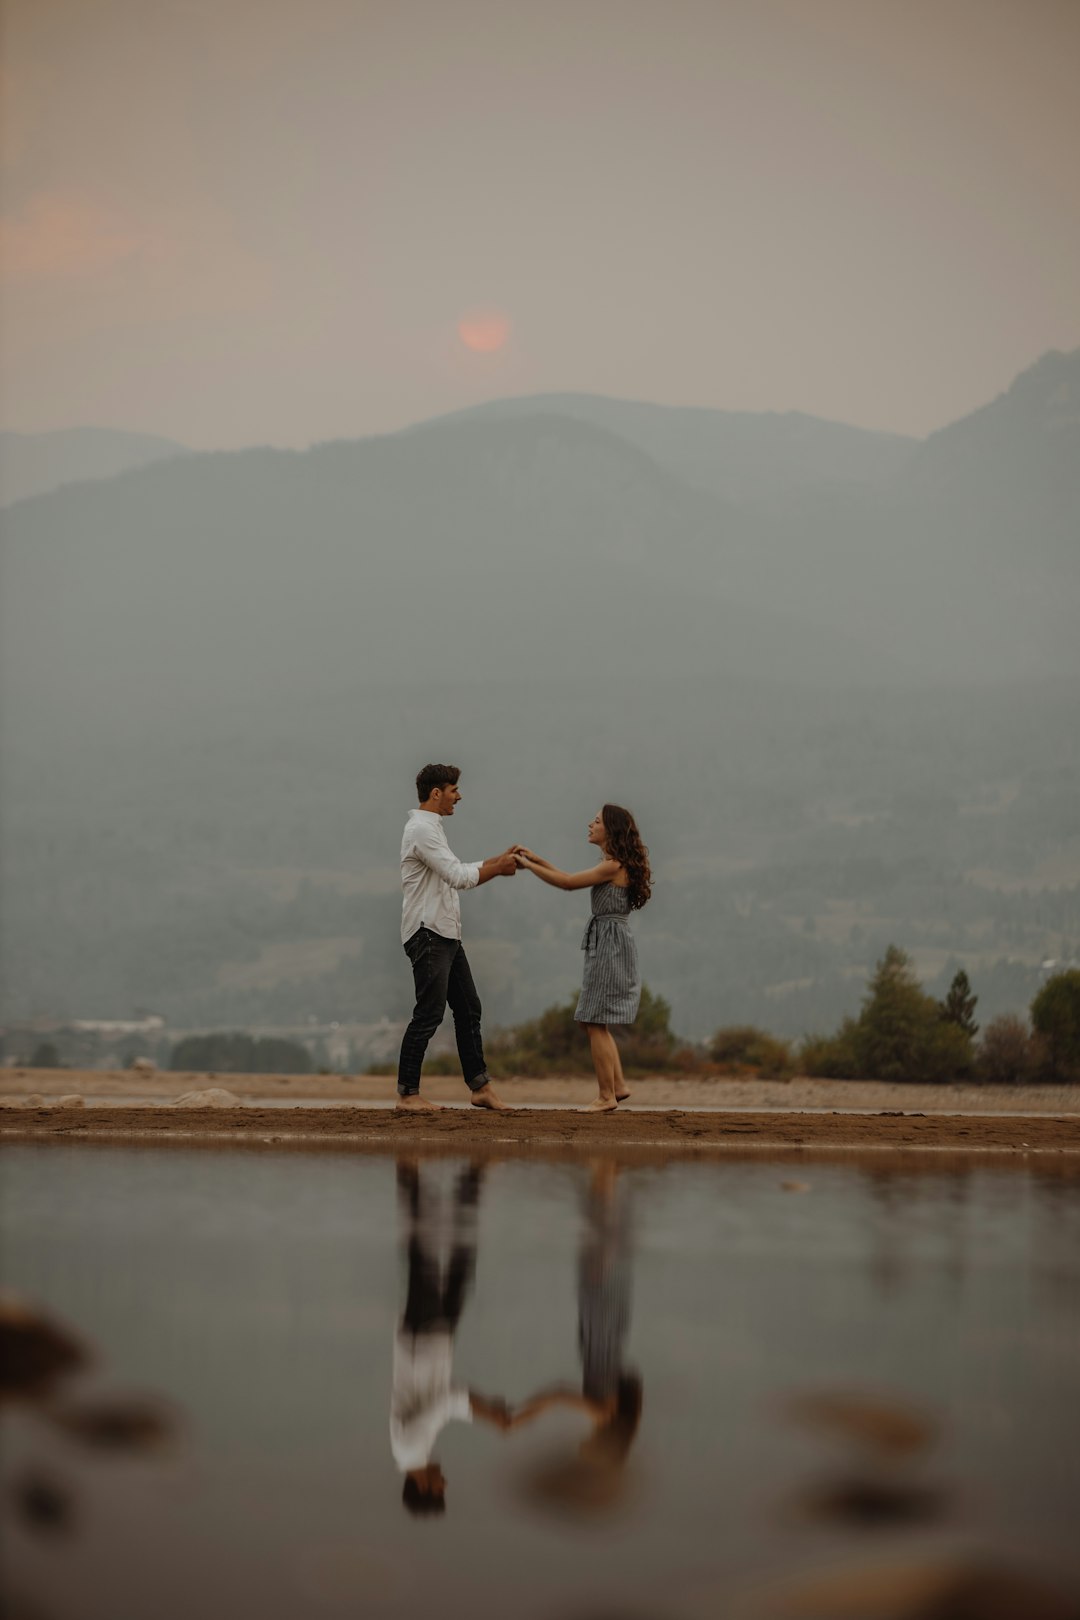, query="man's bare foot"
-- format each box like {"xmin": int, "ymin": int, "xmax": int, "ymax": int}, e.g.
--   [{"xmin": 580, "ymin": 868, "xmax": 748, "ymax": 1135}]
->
[
  {"xmin": 395, "ymin": 1095, "xmax": 443, "ymax": 1113},
  {"xmin": 584, "ymin": 1098, "xmax": 618, "ymax": 1113},
  {"xmin": 471, "ymin": 1082, "xmax": 511, "ymax": 1112}
]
